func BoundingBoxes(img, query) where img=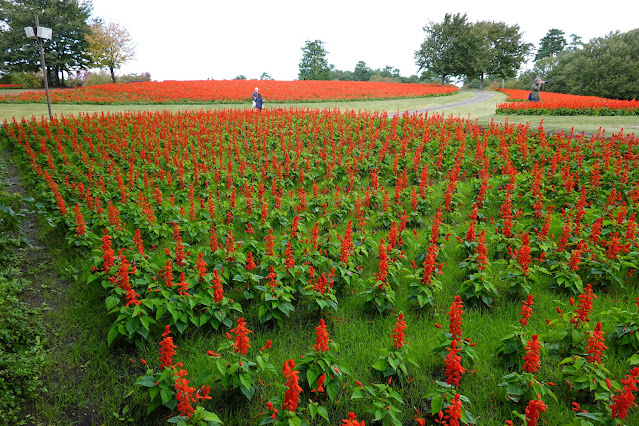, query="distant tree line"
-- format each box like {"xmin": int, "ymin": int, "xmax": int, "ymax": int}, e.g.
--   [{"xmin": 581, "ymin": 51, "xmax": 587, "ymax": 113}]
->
[
  {"xmin": 298, "ymin": 40, "xmax": 447, "ymax": 84},
  {"xmin": 521, "ymin": 28, "xmax": 639, "ymax": 100}
]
